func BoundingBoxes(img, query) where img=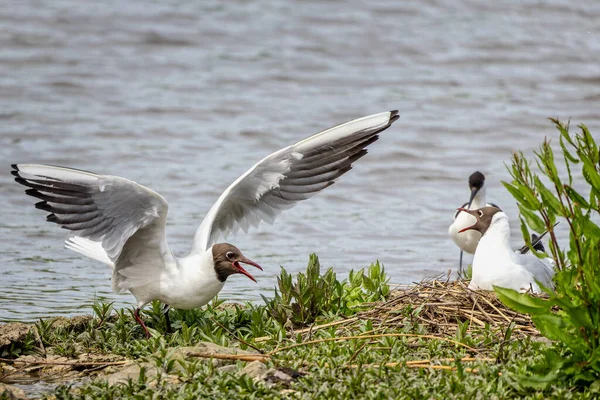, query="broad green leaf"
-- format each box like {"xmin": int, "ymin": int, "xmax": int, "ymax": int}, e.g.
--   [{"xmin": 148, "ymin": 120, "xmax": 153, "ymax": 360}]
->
[
  {"xmin": 564, "ymin": 305, "xmax": 594, "ymax": 330},
  {"xmin": 494, "ymin": 286, "xmax": 550, "ymax": 315},
  {"xmin": 510, "ymin": 368, "xmax": 559, "ymax": 390},
  {"xmin": 583, "ymin": 163, "xmax": 600, "ymax": 195},
  {"xmin": 535, "ymin": 177, "xmax": 563, "ymax": 216},
  {"xmin": 531, "ymin": 314, "xmax": 567, "ymax": 341},
  {"xmin": 518, "ymin": 204, "xmax": 546, "ymax": 233},
  {"xmin": 580, "ymin": 124, "xmax": 598, "ymax": 159},
  {"xmin": 564, "ymin": 185, "xmax": 590, "ymax": 209},
  {"xmin": 362, "ymin": 275, "xmax": 375, "ymax": 292},
  {"xmin": 560, "ymin": 134, "xmax": 580, "ymax": 164},
  {"xmin": 554, "ymin": 118, "xmax": 574, "ymax": 146},
  {"xmin": 583, "ymin": 218, "xmax": 600, "ymax": 238},
  {"xmin": 519, "ymin": 217, "xmax": 532, "ymax": 249},
  {"xmin": 503, "ymin": 182, "xmax": 539, "ymax": 210}
]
